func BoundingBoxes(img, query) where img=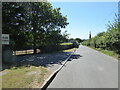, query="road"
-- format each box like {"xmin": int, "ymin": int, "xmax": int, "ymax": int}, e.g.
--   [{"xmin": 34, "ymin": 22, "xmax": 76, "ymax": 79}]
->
[{"xmin": 48, "ymin": 45, "xmax": 118, "ymax": 88}]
